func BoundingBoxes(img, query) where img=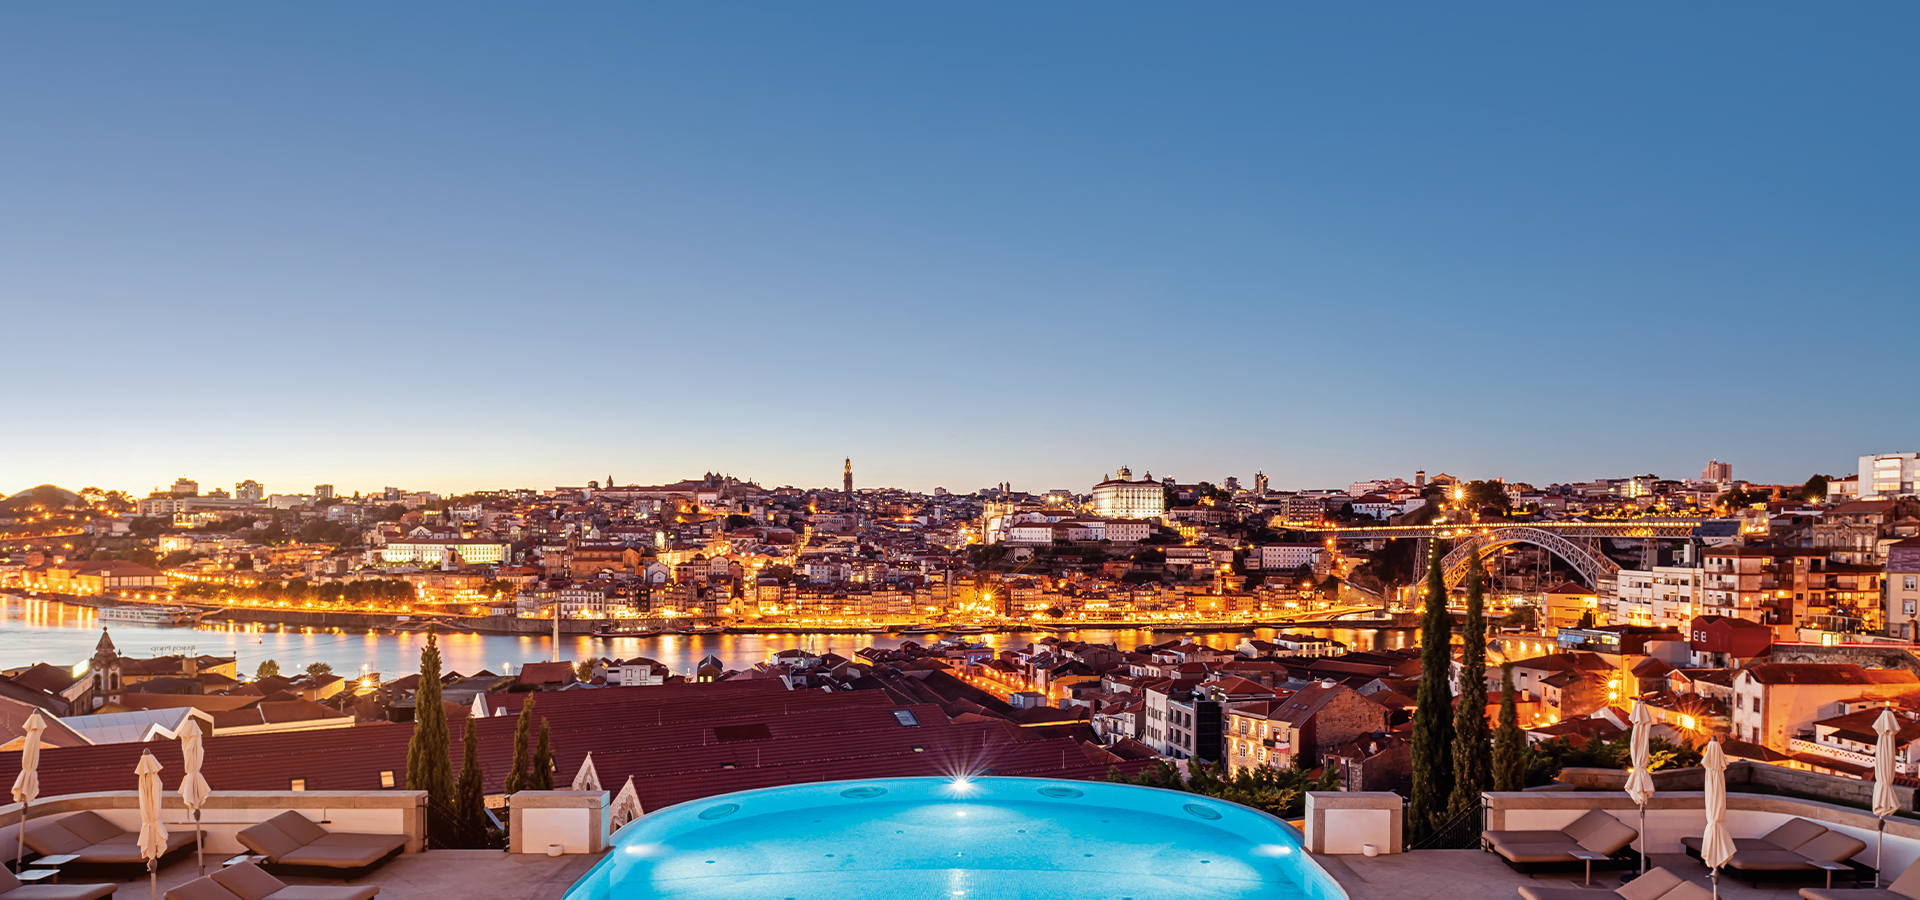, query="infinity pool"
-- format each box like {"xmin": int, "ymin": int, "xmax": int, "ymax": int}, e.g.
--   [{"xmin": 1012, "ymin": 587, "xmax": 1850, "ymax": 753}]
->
[{"xmin": 562, "ymin": 776, "xmax": 1347, "ymax": 900}]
